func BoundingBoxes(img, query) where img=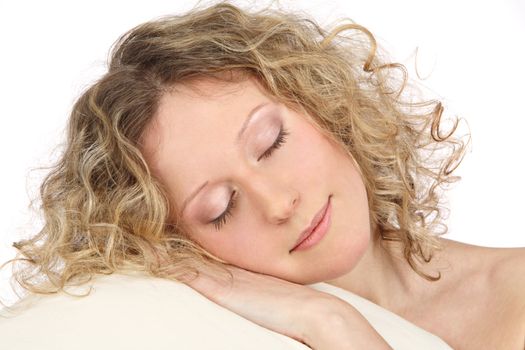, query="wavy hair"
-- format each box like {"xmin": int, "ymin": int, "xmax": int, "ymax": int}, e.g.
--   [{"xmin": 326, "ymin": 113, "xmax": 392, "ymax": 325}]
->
[{"xmin": 2, "ymin": 0, "xmax": 468, "ymax": 305}]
